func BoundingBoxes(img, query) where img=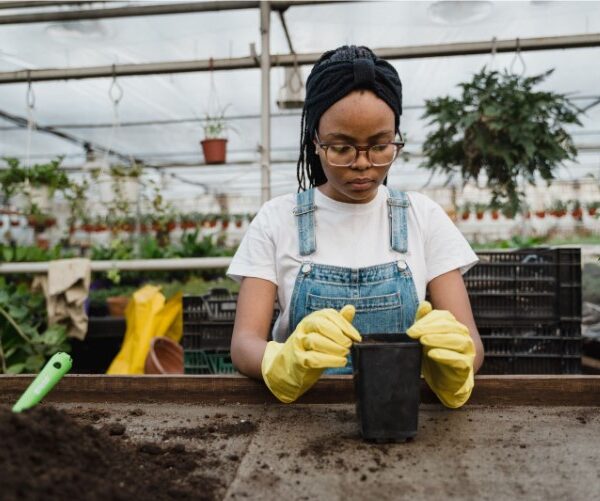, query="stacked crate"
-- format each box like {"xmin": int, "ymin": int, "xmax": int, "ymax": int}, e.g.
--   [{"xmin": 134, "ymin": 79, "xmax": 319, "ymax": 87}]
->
[
  {"xmin": 182, "ymin": 289, "xmax": 278, "ymax": 374},
  {"xmin": 465, "ymin": 248, "xmax": 582, "ymax": 374}
]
